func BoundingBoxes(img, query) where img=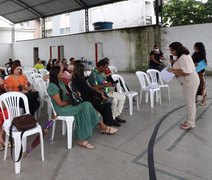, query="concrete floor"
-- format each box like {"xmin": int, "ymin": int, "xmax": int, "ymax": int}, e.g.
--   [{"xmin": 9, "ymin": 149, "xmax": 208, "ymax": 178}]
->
[{"xmin": 0, "ymin": 73, "xmax": 212, "ymax": 180}]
